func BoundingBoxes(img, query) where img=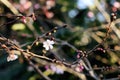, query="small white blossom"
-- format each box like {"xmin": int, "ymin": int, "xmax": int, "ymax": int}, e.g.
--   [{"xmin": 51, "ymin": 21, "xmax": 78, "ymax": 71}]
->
[
  {"xmin": 7, "ymin": 54, "xmax": 18, "ymax": 62},
  {"xmin": 50, "ymin": 64, "xmax": 64, "ymax": 74},
  {"xmin": 43, "ymin": 39, "xmax": 54, "ymax": 50}
]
